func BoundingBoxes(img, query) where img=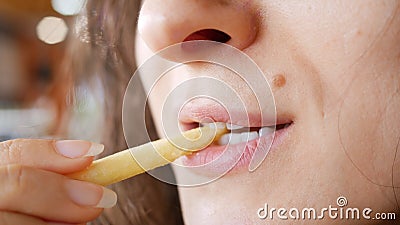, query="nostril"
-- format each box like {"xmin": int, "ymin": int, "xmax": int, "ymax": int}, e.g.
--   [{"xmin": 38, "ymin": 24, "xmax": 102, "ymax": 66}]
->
[{"xmin": 183, "ymin": 29, "xmax": 231, "ymax": 43}]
